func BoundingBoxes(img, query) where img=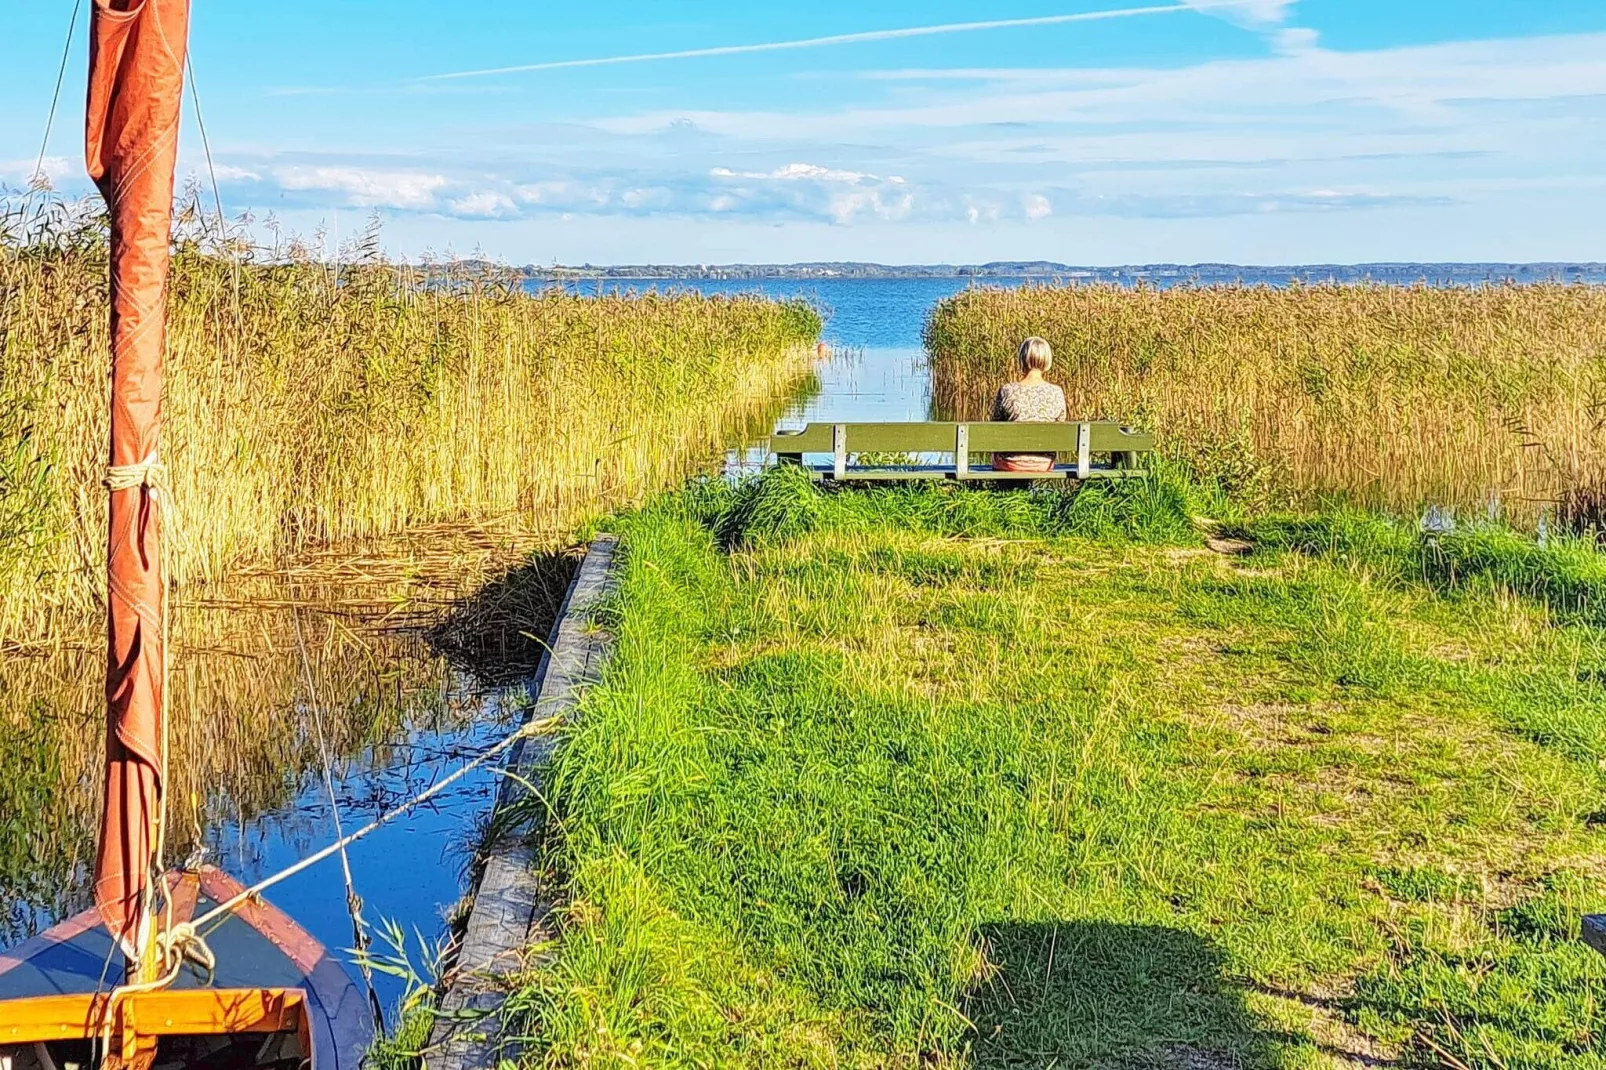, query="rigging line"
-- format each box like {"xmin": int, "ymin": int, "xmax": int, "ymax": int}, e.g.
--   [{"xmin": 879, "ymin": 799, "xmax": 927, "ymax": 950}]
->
[
  {"xmin": 188, "ymin": 711, "xmax": 563, "ymax": 936},
  {"xmin": 31, "ymin": 0, "xmax": 84, "ymax": 196},
  {"xmin": 183, "ymin": 50, "xmax": 242, "ymax": 318},
  {"xmin": 291, "ymin": 610, "xmax": 387, "ymax": 1034},
  {"xmin": 183, "ymin": 53, "xmax": 228, "ymax": 242}
]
